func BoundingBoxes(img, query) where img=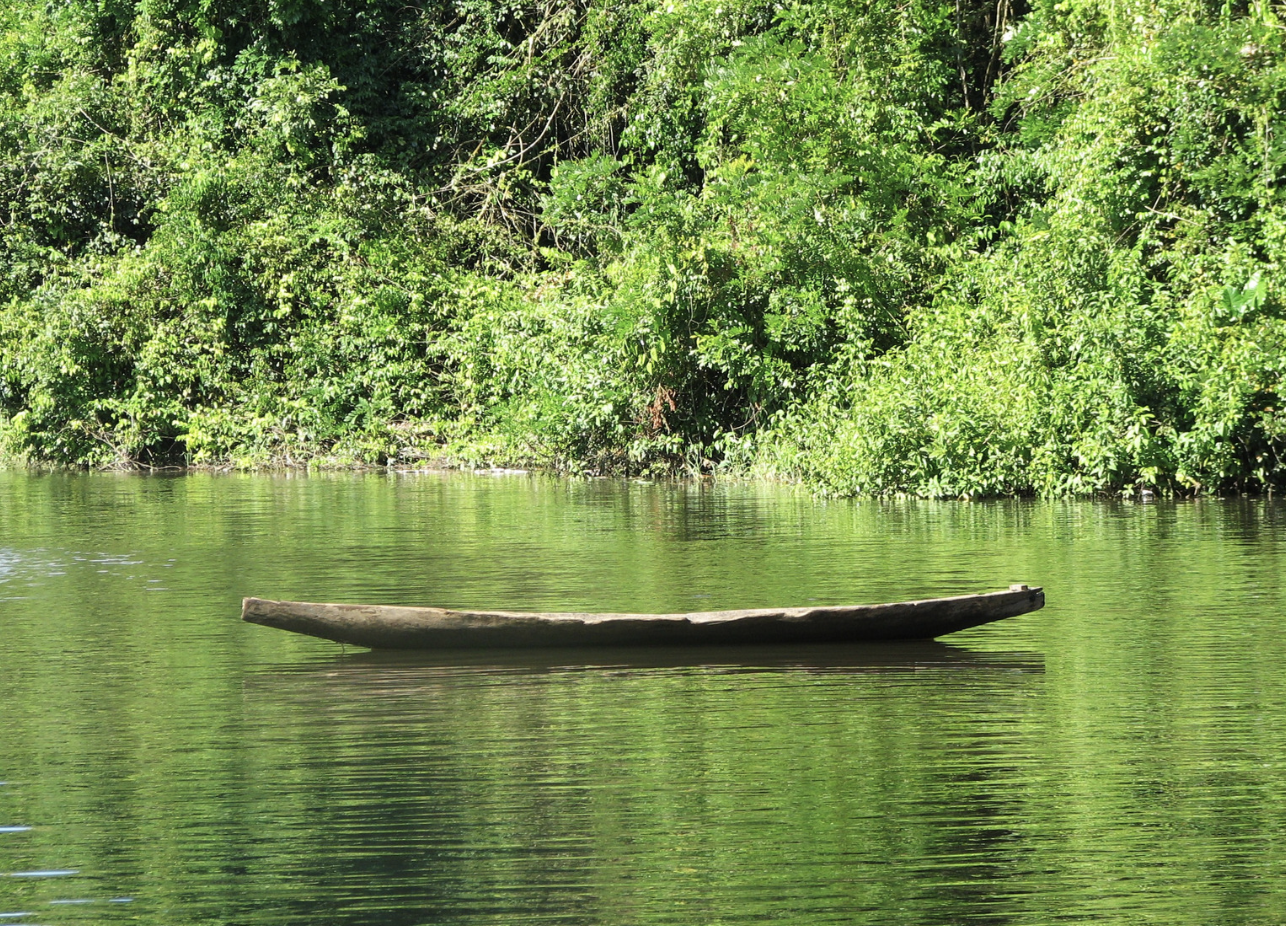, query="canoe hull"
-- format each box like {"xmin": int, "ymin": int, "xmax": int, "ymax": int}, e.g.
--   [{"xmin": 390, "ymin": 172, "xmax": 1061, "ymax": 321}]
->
[{"xmin": 241, "ymin": 586, "xmax": 1044, "ymax": 650}]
